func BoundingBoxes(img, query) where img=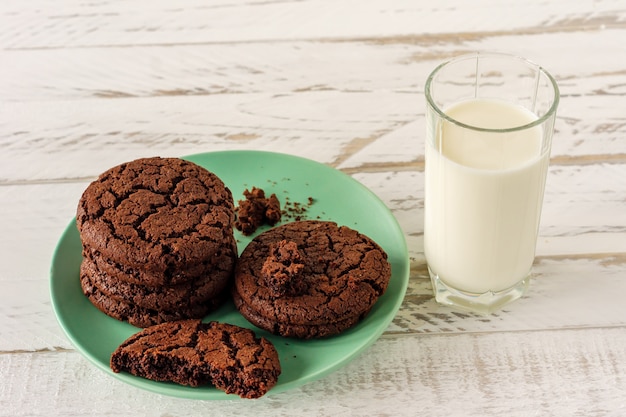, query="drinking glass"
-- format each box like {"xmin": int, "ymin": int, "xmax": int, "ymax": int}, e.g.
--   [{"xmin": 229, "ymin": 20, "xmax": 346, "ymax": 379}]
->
[{"xmin": 424, "ymin": 52, "xmax": 559, "ymax": 313}]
